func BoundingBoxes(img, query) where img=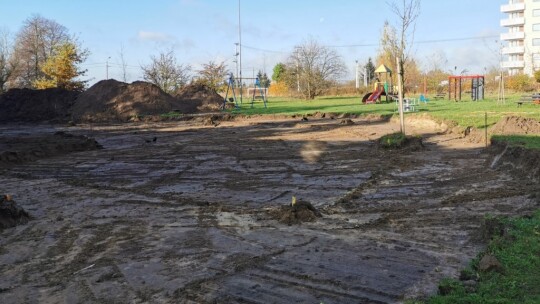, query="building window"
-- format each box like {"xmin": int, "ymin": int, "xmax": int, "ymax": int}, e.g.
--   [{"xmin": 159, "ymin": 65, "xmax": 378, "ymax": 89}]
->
[
  {"xmin": 533, "ymin": 39, "xmax": 540, "ymax": 46},
  {"xmin": 534, "ymin": 9, "xmax": 540, "ymax": 17},
  {"xmin": 534, "ymin": 24, "xmax": 540, "ymax": 31}
]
